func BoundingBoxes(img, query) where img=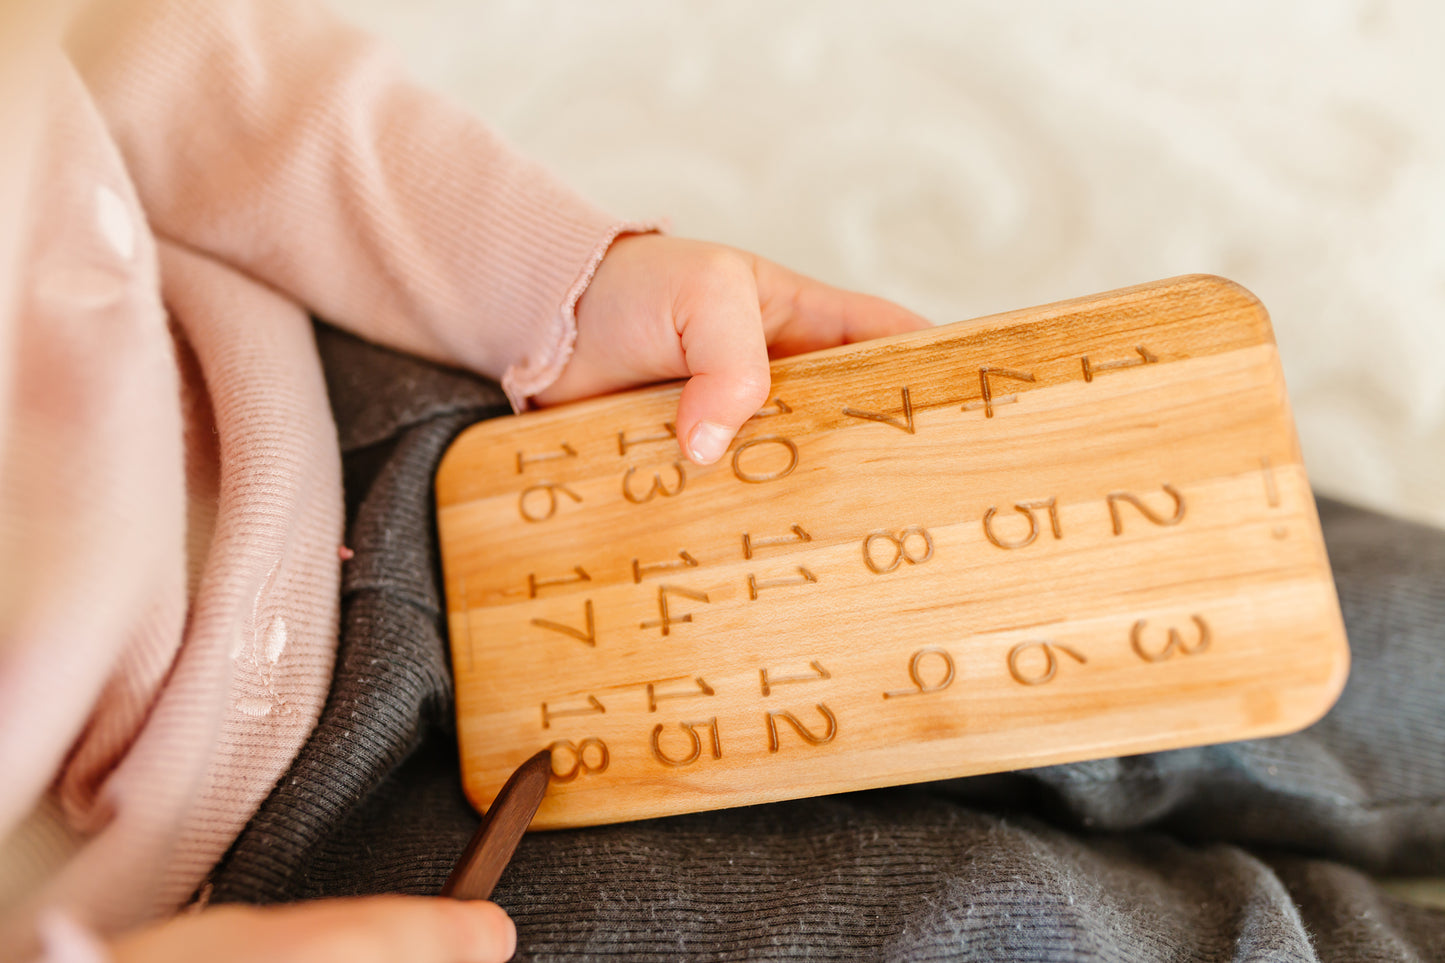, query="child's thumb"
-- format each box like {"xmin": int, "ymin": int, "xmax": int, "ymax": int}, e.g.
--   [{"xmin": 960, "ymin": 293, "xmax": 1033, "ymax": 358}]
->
[{"xmin": 673, "ymin": 288, "xmax": 772, "ymax": 466}]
